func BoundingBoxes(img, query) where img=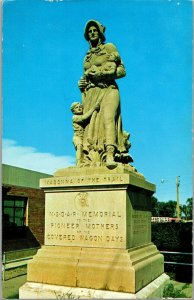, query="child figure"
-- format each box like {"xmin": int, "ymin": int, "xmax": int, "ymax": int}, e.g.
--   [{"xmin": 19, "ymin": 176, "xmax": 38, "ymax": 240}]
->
[
  {"xmin": 102, "ymin": 51, "xmax": 121, "ymax": 76},
  {"xmin": 84, "ymin": 52, "xmax": 120, "ymax": 80},
  {"xmin": 71, "ymin": 102, "xmax": 100, "ymax": 166}
]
